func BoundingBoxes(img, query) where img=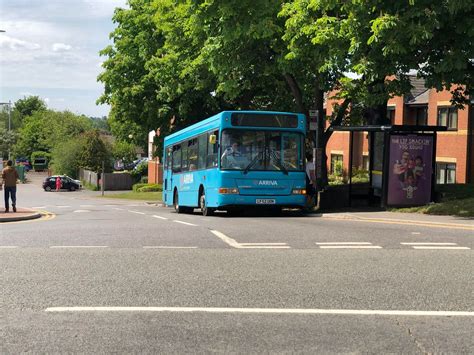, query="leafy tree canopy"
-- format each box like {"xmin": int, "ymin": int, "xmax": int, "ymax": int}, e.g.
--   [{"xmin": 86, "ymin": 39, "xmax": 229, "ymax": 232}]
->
[{"xmin": 13, "ymin": 110, "xmax": 93, "ymax": 159}]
